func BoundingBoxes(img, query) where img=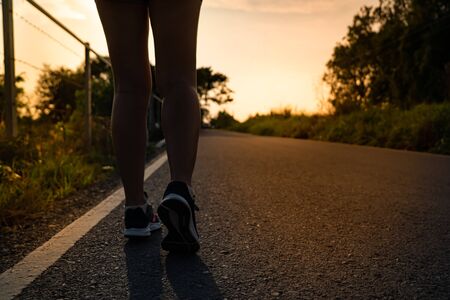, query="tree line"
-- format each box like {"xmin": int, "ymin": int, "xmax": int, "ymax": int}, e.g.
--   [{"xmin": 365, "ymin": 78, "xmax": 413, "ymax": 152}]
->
[
  {"xmin": 0, "ymin": 59, "xmax": 233, "ymax": 130},
  {"xmin": 323, "ymin": 0, "xmax": 450, "ymax": 114}
]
